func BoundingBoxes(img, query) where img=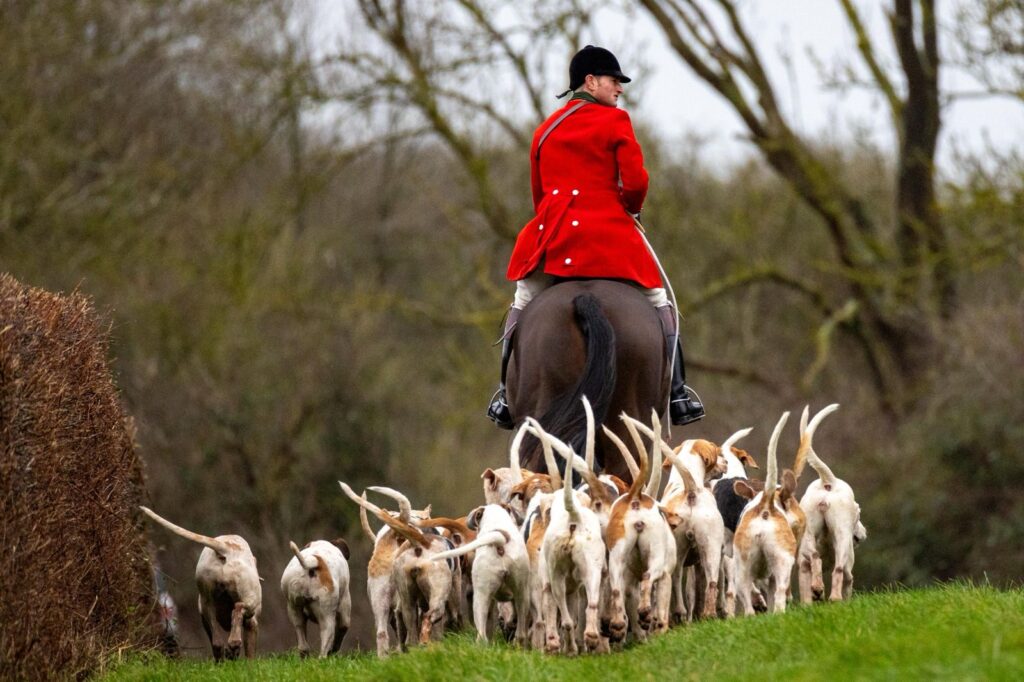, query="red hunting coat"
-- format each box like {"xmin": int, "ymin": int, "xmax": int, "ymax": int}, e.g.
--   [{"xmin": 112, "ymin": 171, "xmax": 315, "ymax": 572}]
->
[{"xmin": 506, "ymin": 100, "xmax": 662, "ymax": 289}]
